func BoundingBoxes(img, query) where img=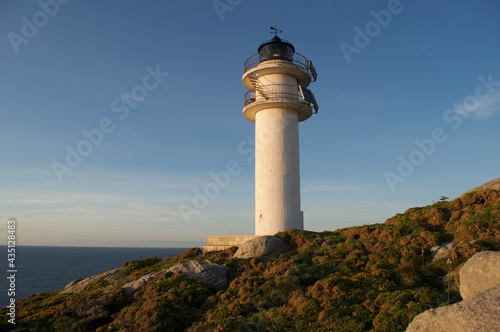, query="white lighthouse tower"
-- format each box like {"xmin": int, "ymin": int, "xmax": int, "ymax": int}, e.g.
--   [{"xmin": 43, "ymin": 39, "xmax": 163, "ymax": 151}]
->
[{"xmin": 242, "ymin": 27, "xmax": 319, "ymax": 235}]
